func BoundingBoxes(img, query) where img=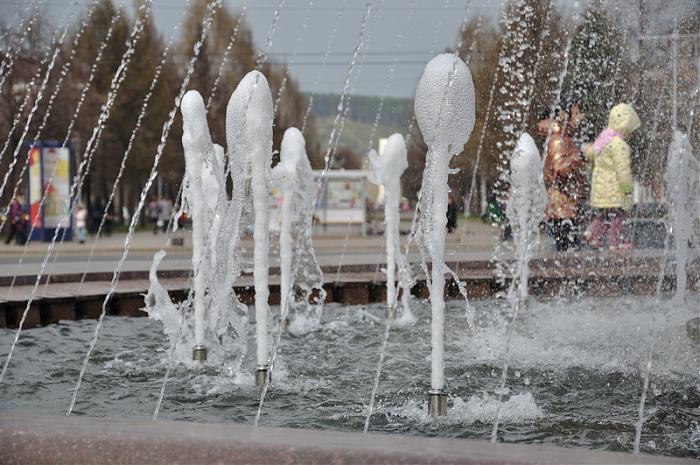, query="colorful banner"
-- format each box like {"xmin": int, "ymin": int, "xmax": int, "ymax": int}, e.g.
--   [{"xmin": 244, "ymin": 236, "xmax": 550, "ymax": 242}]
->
[
  {"xmin": 41, "ymin": 146, "xmax": 71, "ymax": 228},
  {"xmin": 317, "ymin": 178, "xmax": 366, "ymax": 224},
  {"xmin": 27, "ymin": 146, "xmax": 42, "ymax": 228}
]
